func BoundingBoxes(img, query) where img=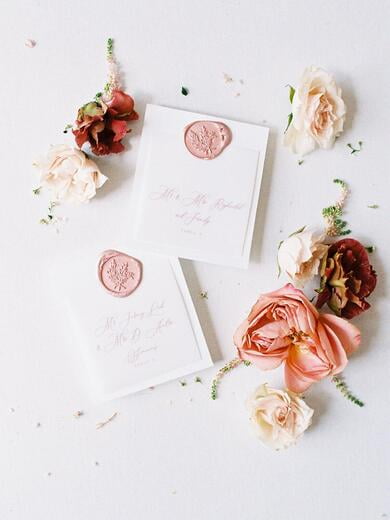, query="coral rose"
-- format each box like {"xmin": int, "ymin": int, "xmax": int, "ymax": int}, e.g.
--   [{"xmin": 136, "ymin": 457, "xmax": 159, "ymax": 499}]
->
[
  {"xmin": 73, "ymin": 90, "xmax": 138, "ymax": 156},
  {"xmin": 316, "ymin": 238, "xmax": 377, "ymax": 319},
  {"xmin": 234, "ymin": 284, "xmax": 360, "ymax": 393}
]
